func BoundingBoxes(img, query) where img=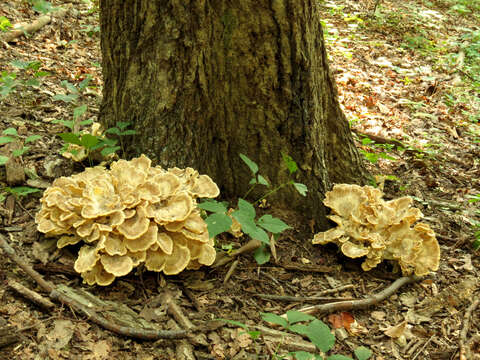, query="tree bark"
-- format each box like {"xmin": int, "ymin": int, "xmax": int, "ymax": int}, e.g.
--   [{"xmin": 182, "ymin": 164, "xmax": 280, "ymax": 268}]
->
[{"xmin": 99, "ymin": 0, "xmax": 369, "ymax": 228}]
